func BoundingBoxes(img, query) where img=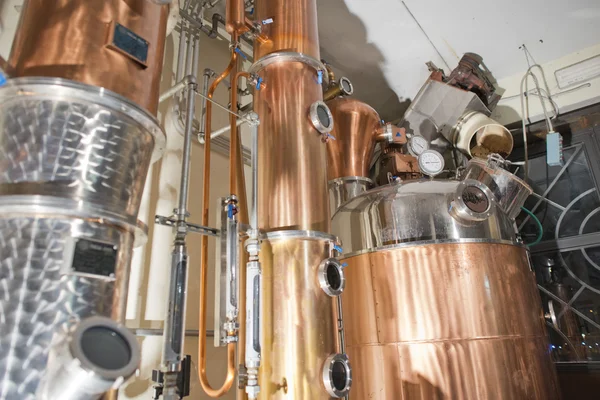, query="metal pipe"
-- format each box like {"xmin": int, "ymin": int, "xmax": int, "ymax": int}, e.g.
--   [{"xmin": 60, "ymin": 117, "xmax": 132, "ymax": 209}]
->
[
  {"xmin": 133, "ymin": 329, "xmax": 214, "ymax": 337},
  {"xmin": 199, "ymin": 119, "xmax": 245, "ymax": 143},
  {"xmin": 248, "ymin": 113, "xmax": 259, "ymax": 234},
  {"xmin": 184, "ymin": 26, "xmax": 194, "ymax": 77},
  {"xmin": 199, "ymin": 69, "xmax": 215, "ymax": 141},
  {"xmin": 198, "ymin": 40, "xmax": 239, "ymax": 397},
  {"xmin": 175, "ymin": 23, "xmax": 188, "ymax": 83},
  {"xmin": 159, "ymin": 74, "xmax": 197, "ymax": 104},
  {"xmin": 192, "ymin": 35, "xmax": 200, "ymax": 78},
  {"xmin": 177, "ymin": 77, "xmax": 197, "ymax": 219}
]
